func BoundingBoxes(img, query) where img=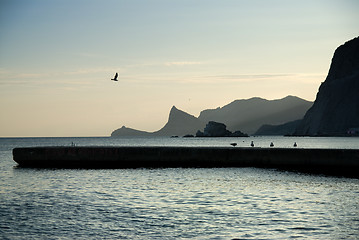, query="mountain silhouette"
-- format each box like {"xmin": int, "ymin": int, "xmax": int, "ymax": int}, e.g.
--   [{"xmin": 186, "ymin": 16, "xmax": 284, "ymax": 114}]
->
[
  {"xmin": 111, "ymin": 96, "xmax": 312, "ymax": 137},
  {"xmin": 152, "ymin": 106, "xmax": 205, "ymax": 136},
  {"xmin": 111, "ymin": 126, "xmax": 151, "ymax": 137},
  {"xmin": 198, "ymin": 95, "xmax": 312, "ymax": 134},
  {"xmin": 255, "ymin": 120, "xmax": 302, "ymax": 135}
]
